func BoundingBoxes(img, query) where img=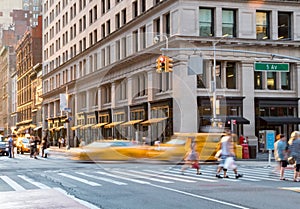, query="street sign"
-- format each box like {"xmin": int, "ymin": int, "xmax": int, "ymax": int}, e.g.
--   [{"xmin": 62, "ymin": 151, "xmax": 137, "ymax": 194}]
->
[
  {"xmin": 254, "ymin": 62, "xmax": 289, "ymax": 72},
  {"xmin": 265, "ymin": 130, "xmax": 275, "ymax": 150}
]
